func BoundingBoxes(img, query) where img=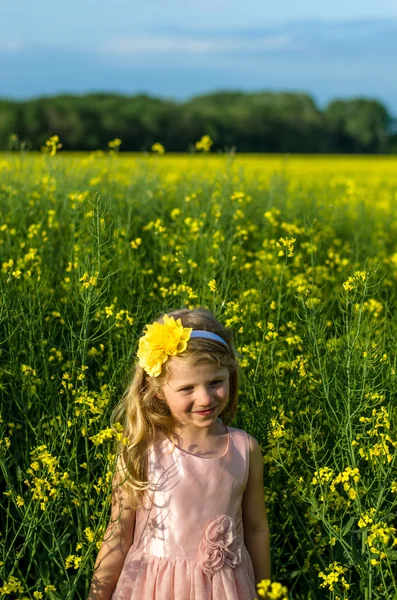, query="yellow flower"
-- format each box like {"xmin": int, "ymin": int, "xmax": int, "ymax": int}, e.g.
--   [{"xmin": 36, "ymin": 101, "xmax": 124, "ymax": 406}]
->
[
  {"xmin": 41, "ymin": 135, "xmax": 62, "ymax": 156},
  {"xmin": 318, "ymin": 562, "xmax": 349, "ymax": 592},
  {"xmin": 0, "ymin": 576, "xmax": 23, "ymax": 594},
  {"xmin": 208, "ymin": 279, "xmax": 217, "ymax": 292},
  {"xmin": 130, "ymin": 237, "xmax": 142, "ymax": 249},
  {"xmin": 84, "ymin": 527, "xmax": 95, "ymax": 543},
  {"xmin": 152, "ymin": 142, "xmax": 165, "ymax": 154},
  {"xmin": 343, "ymin": 277, "xmax": 355, "ymax": 292},
  {"xmin": 276, "ymin": 236, "xmax": 296, "ymax": 257},
  {"xmin": 257, "ymin": 578, "xmax": 288, "ymax": 599},
  {"xmin": 105, "ymin": 306, "xmax": 114, "ymax": 318},
  {"xmin": 195, "ymin": 134, "xmax": 213, "ymax": 152},
  {"xmin": 108, "ymin": 138, "xmax": 122, "ymax": 149},
  {"xmin": 65, "ymin": 554, "xmax": 82, "ymax": 569},
  {"xmin": 137, "ymin": 315, "xmax": 192, "ymax": 377}
]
